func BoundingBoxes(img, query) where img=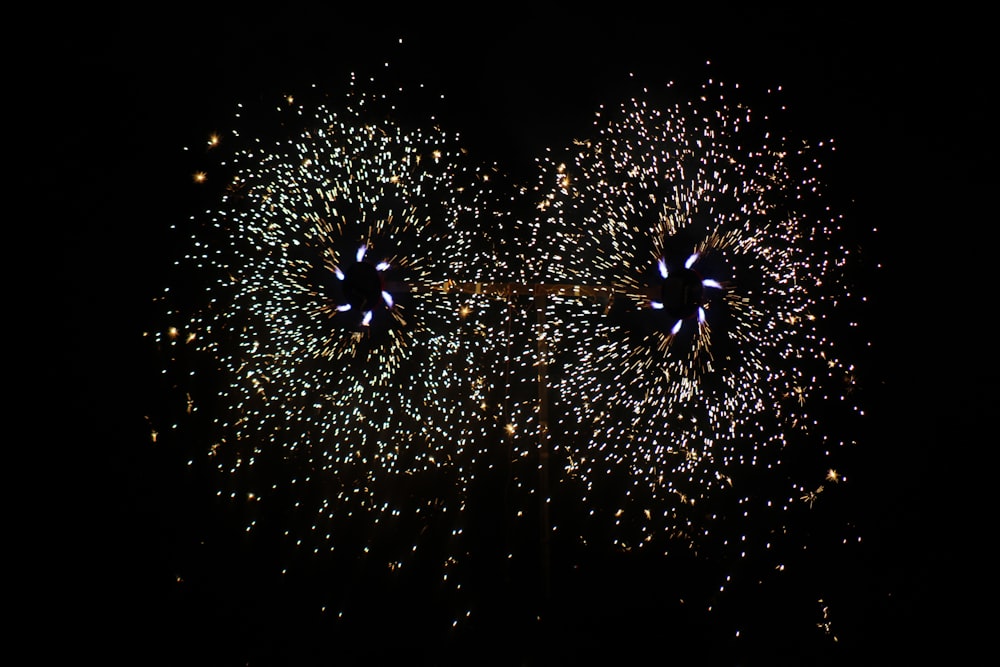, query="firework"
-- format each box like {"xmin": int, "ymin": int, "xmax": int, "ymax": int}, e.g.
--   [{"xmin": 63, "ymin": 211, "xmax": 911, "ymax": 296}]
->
[
  {"xmin": 525, "ymin": 75, "xmax": 866, "ymax": 559},
  {"xmin": 149, "ymin": 71, "xmax": 520, "ymax": 591}
]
